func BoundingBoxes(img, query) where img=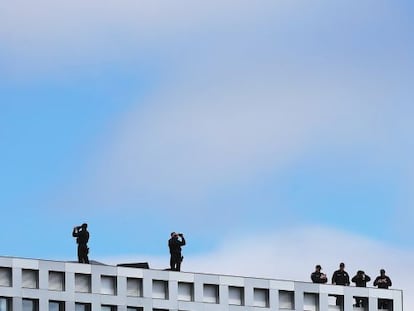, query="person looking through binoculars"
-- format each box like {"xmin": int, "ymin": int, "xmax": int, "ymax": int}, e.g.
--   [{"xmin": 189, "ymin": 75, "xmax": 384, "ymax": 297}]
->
[
  {"xmin": 168, "ymin": 232, "xmax": 186, "ymax": 271},
  {"xmin": 72, "ymin": 223, "xmax": 90, "ymax": 264}
]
